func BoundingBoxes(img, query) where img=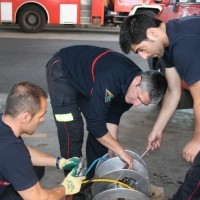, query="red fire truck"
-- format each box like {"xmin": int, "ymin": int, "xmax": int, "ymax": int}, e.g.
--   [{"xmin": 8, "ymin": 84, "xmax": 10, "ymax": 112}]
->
[
  {"xmin": 128, "ymin": 0, "xmax": 199, "ymax": 108},
  {"xmin": 130, "ymin": 0, "xmax": 200, "ymax": 24},
  {"xmin": 0, "ymin": 0, "xmax": 143, "ymax": 33}
]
